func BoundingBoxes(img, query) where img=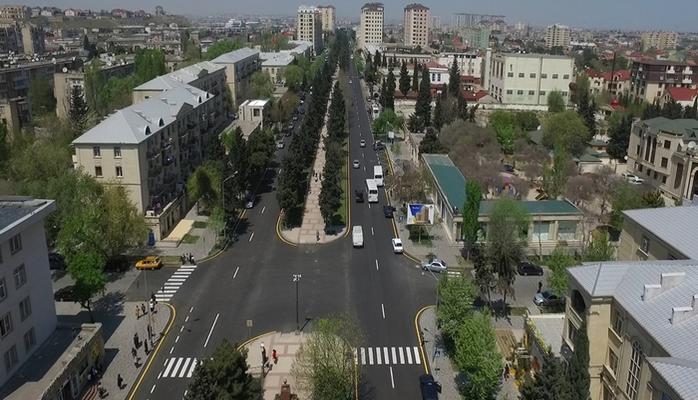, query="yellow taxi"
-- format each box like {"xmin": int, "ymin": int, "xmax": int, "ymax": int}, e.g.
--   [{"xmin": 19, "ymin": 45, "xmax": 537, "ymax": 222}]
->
[{"xmin": 135, "ymin": 256, "xmax": 163, "ymax": 270}]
